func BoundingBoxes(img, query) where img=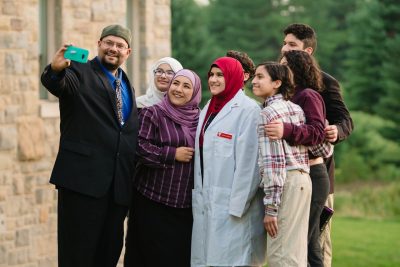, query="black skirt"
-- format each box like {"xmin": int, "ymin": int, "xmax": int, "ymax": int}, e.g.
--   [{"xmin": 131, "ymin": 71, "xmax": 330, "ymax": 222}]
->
[{"xmin": 124, "ymin": 190, "xmax": 193, "ymax": 267}]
